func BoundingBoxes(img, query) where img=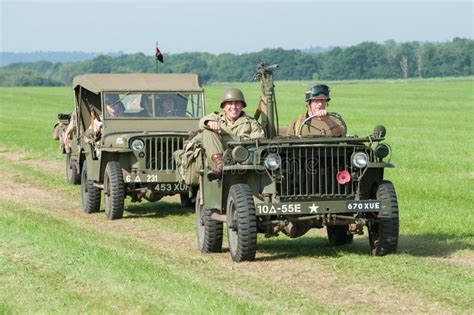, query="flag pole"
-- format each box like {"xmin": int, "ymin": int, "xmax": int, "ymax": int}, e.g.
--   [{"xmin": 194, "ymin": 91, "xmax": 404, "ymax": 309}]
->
[
  {"xmin": 155, "ymin": 41, "xmax": 158, "ymax": 73},
  {"xmin": 155, "ymin": 41, "xmax": 164, "ymax": 73}
]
